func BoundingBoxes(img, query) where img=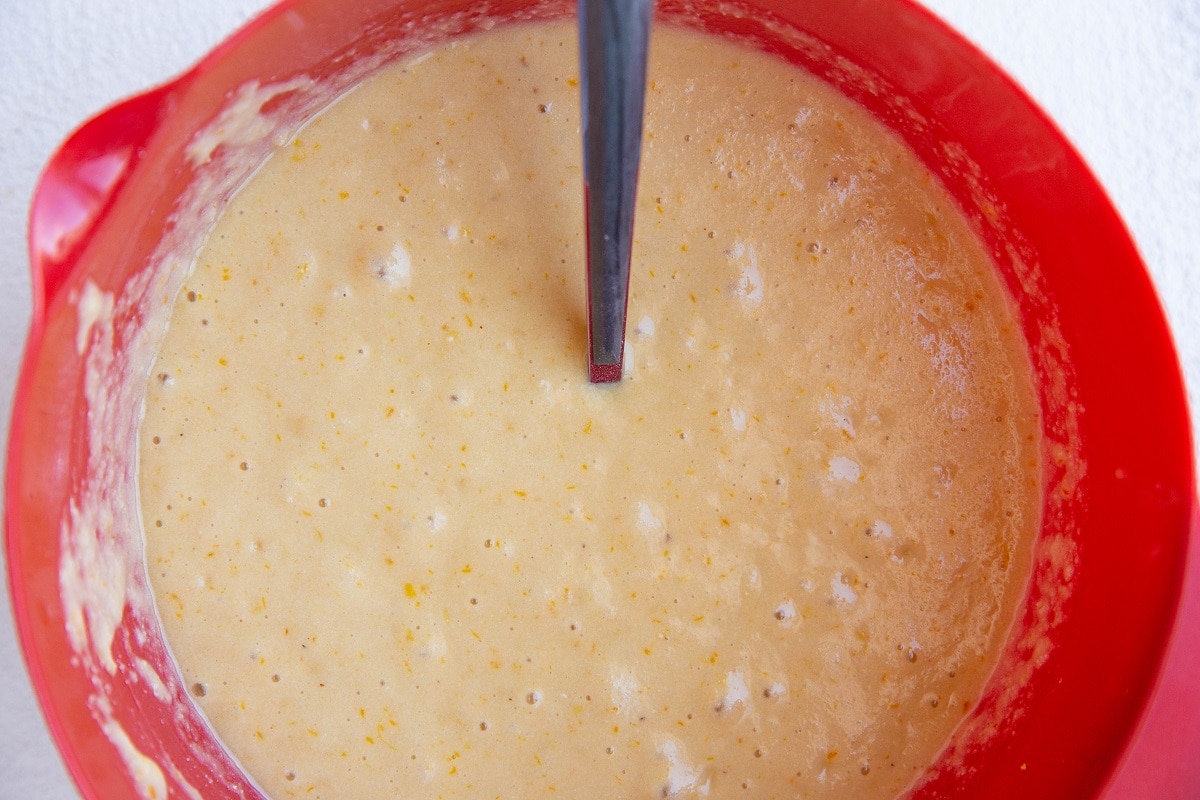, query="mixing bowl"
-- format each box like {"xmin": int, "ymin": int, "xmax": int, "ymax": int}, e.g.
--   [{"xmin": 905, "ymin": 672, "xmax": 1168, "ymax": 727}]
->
[{"xmin": 7, "ymin": 0, "xmax": 1196, "ymax": 797}]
